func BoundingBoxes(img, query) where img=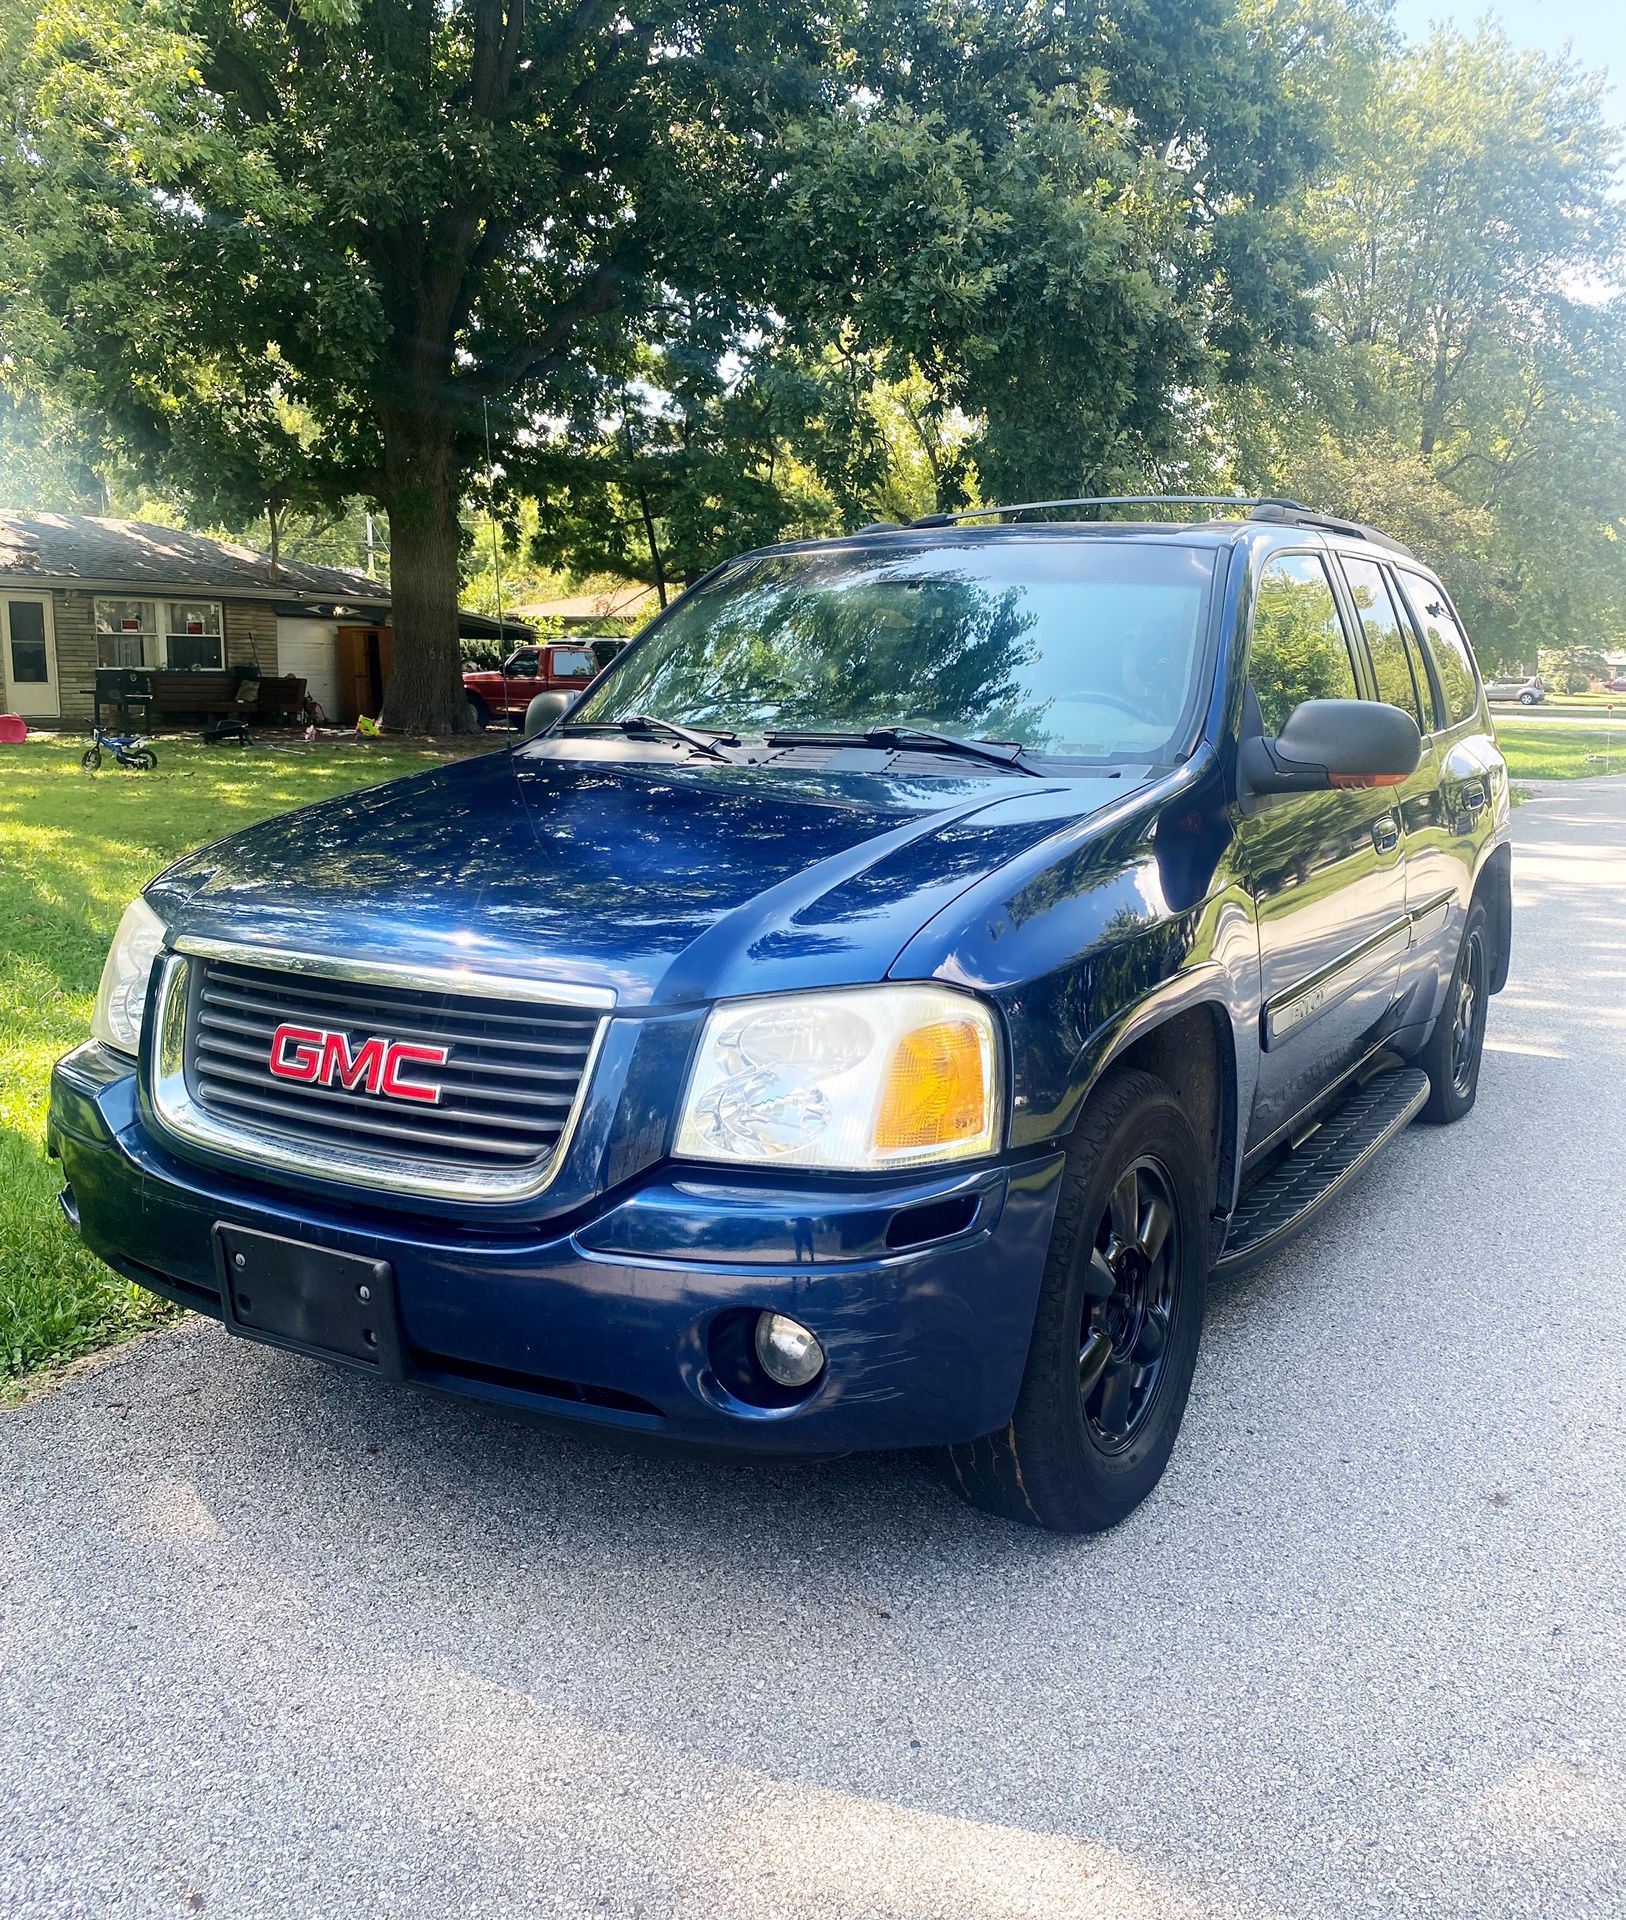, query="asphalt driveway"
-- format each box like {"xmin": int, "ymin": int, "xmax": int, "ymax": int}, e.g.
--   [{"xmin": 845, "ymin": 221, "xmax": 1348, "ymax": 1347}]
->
[{"xmin": 2, "ymin": 788, "xmax": 1622, "ymax": 1919}]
